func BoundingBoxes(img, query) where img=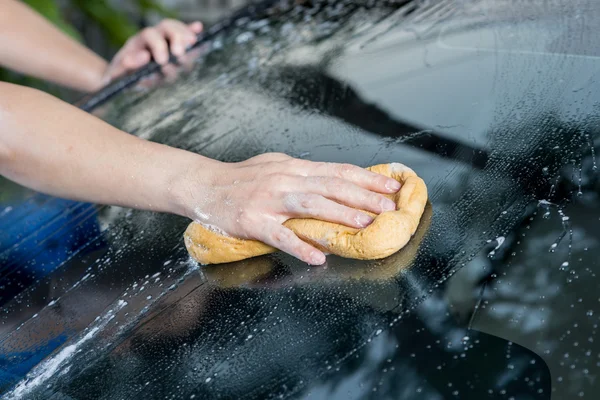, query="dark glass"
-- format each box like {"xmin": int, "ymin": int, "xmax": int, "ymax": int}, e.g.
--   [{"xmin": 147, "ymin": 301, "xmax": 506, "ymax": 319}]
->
[{"xmin": 1, "ymin": 0, "xmax": 599, "ymax": 398}]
